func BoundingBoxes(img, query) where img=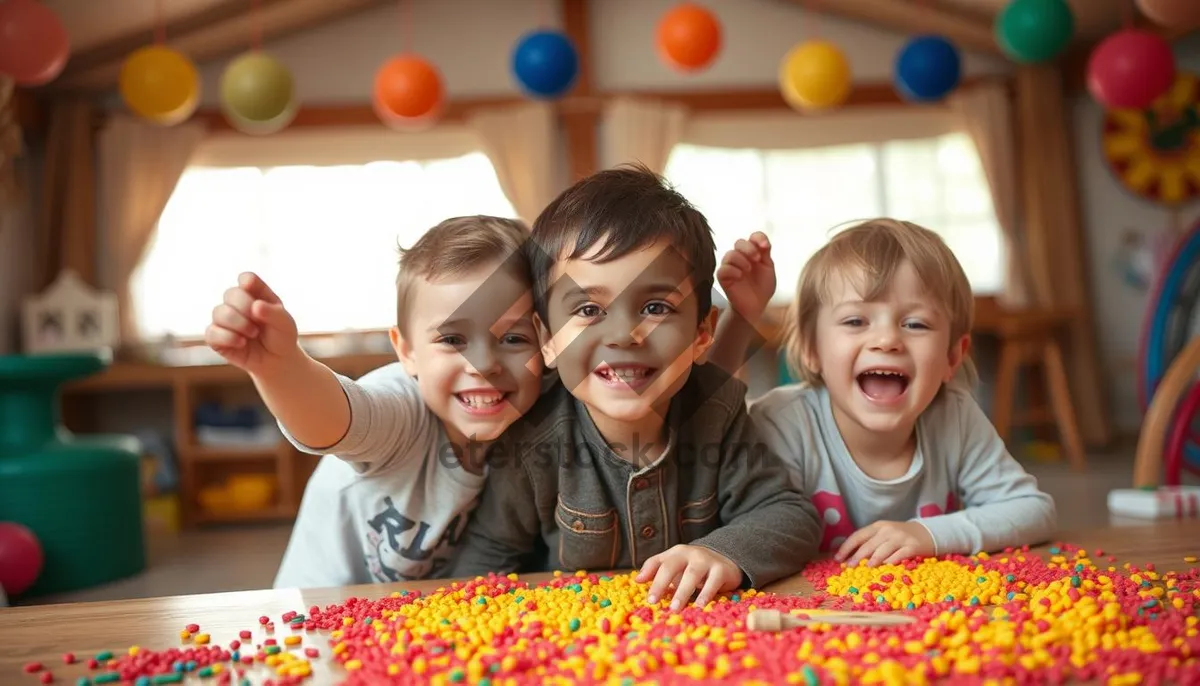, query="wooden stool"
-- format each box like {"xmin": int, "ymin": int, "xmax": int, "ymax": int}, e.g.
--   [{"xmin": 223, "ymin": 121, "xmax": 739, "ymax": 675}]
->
[{"xmin": 988, "ymin": 307, "xmax": 1087, "ymax": 472}]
